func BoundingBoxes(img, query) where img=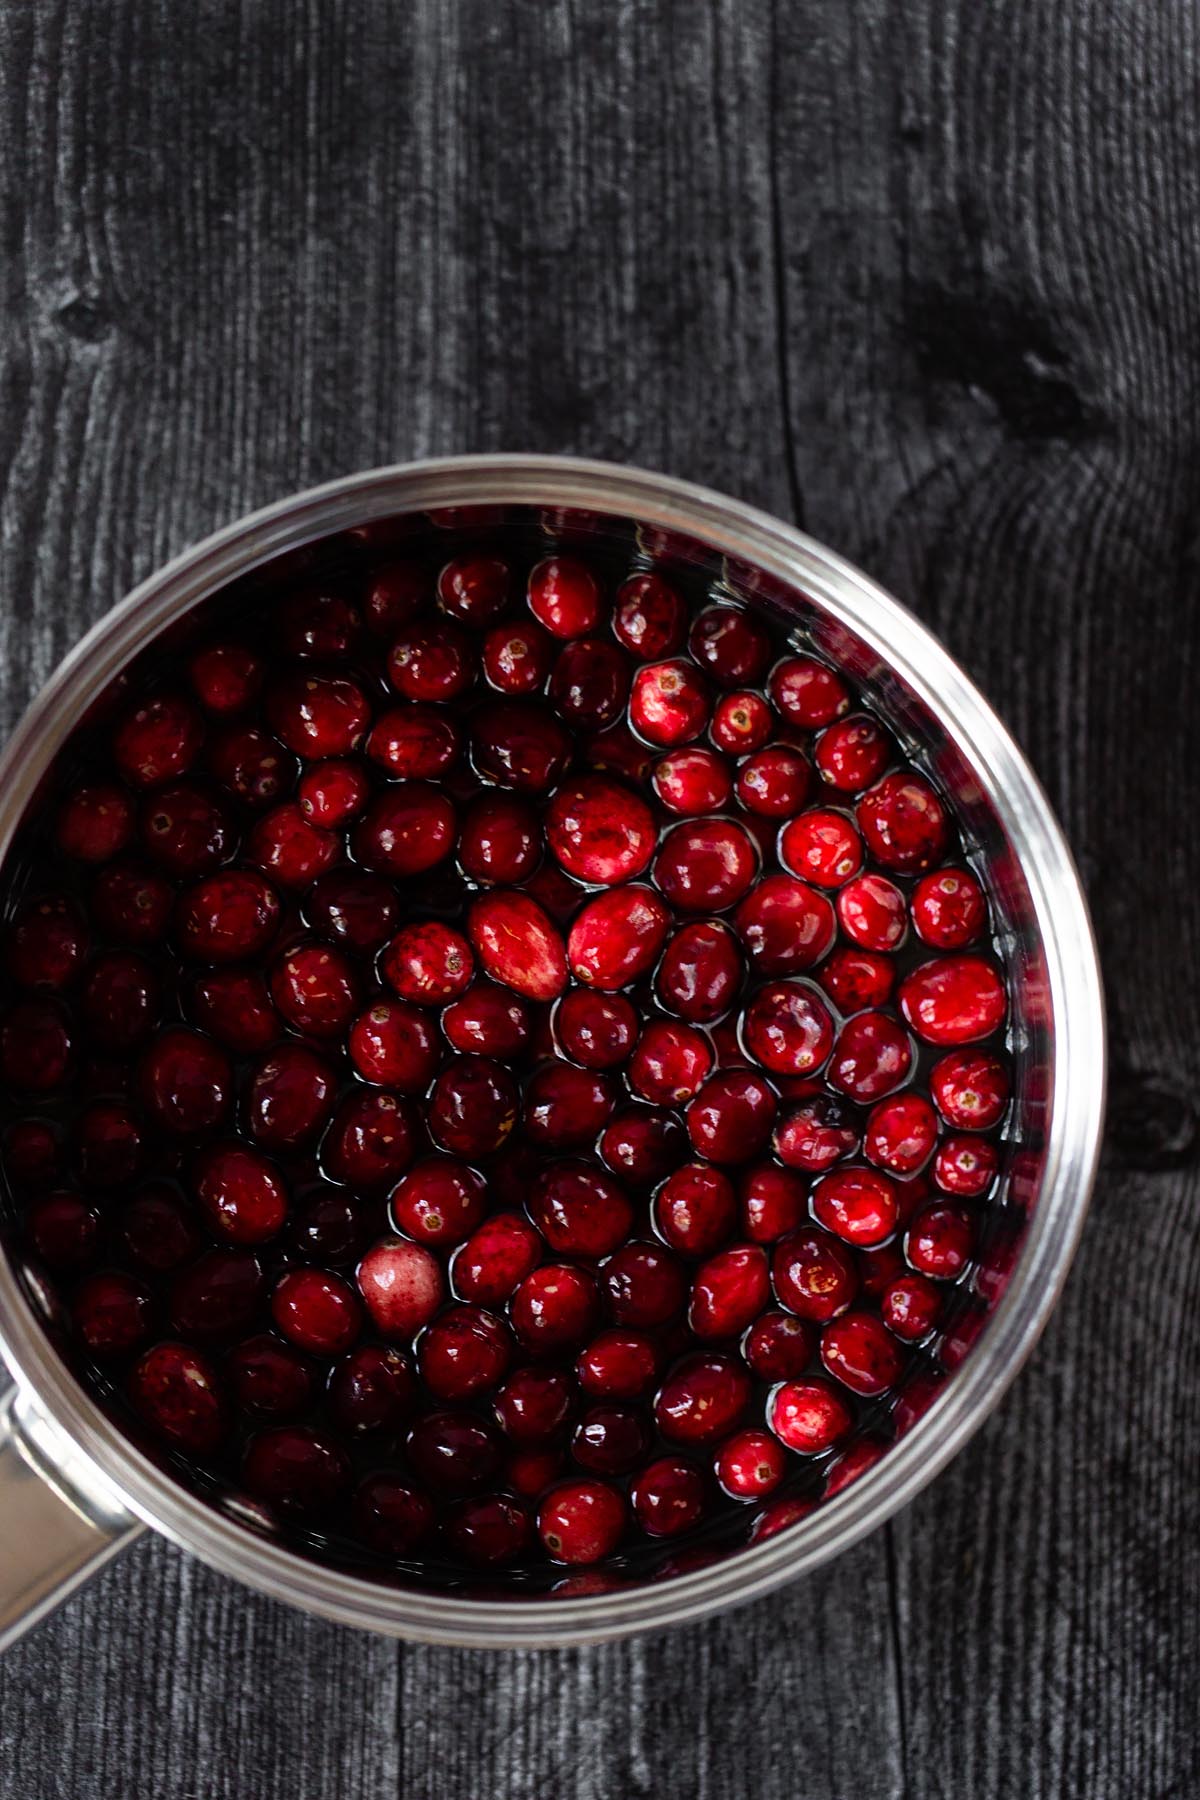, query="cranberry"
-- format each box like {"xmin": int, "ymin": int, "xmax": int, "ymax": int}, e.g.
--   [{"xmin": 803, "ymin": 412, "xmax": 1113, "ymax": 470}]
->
[
  {"xmin": 113, "ymin": 694, "xmax": 204, "ymax": 788},
  {"xmin": 193, "ymin": 1143, "xmax": 288, "ymax": 1244},
  {"xmin": 654, "ymin": 1351, "xmax": 749, "ymax": 1443},
  {"xmin": 545, "ymin": 776, "xmax": 656, "ymax": 883},
  {"xmin": 353, "ymin": 784, "xmax": 457, "ymax": 877},
  {"xmin": 818, "ymin": 945, "xmax": 895, "ymax": 1012},
  {"xmin": 856, "ymin": 1242, "xmax": 906, "ymax": 1300},
  {"xmin": 629, "ymin": 659, "xmax": 710, "ymax": 747},
  {"xmin": 654, "ymin": 1163, "xmax": 737, "ymax": 1256},
  {"xmin": 440, "ymin": 988, "xmax": 526, "ymax": 1063},
  {"xmin": 812, "ymin": 1165, "xmax": 897, "ymax": 1246},
  {"xmin": 131, "ymin": 1341, "xmax": 225, "ymax": 1454},
  {"xmin": 779, "ymin": 809, "xmax": 863, "ymax": 888},
  {"xmin": 265, "ymin": 669, "xmax": 370, "ymax": 756},
  {"xmin": 530, "ymin": 1161, "xmax": 634, "ymax": 1258},
  {"xmin": 568, "ymin": 885, "xmax": 671, "ymax": 990},
  {"xmin": 377, "ymin": 922, "xmax": 472, "ymax": 1007},
  {"xmin": 653, "ymin": 747, "xmax": 733, "ymax": 815},
  {"xmin": 454, "ymin": 1212, "xmax": 541, "ymax": 1305},
  {"xmin": 354, "ymin": 1475, "xmax": 434, "ymax": 1553},
  {"xmin": 627, "ymin": 1020, "xmax": 713, "ymax": 1105},
  {"xmin": 357, "ymin": 1236, "xmax": 445, "ymax": 1338},
  {"xmin": 549, "ymin": 638, "xmax": 631, "ymax": 731},
  {"xmin": 494, "ymin": 1365, "xmax": 574, "ymax": 1443},
  {"xmin": 741, "ymin": 981, "xmax": 834, "ymax": 1078},
  {"xmin": 243, "ymin": 1426, "xmax": 349, "ymax": 1516},
  {"xmin": 906, "ymin": 1202, "xmax": 975, "ymax": 1278},
  {"xmin": 837, "ymin": 873, "xmax": 907, "ymax": 952},
  {"xmin": 482, "ymin": 617, "xmax": 555, "ymax": 693},
  {"xmin": 689, "ymin": 1243, "xmax": 769, "ymax": 1338},
  {"xmin": 140, "ymin": 783, "xmax": 231, "ymax": 879},
  {"xmin": 585, "ymin": 721, "xmax": 656, "ymax": 785},
  {"xmin": 267, "ymin": 940, "xmax": 358, "ymax": 1038},
  {"xmin": 538, "ymin": 1479, "xmax": 625, "ymax": 1563},
  {"xmin": 686, "ymin": 1071, "xmax": 777, "ymax": 1164},
  {"xmin": 428, "ymin": 1056, "xmax": 518, "ymax": 1157},
  {"xmin": 90, "ymin": 861, "xmax": 173, "ymax": 945},
  {"xmin": 119, "ymin": 1184, "xmax": 200, "ymax": 1273},
  {"xmin": 773, "ymin": 1095, "xmax": 858, "ymax": 1173},
  {"xmin": 655, "ymin": 818, "xmax": 758, "ymax": 913},
  {"xmin": 74, "ymin": 1270, "xmax": 152, "ymax": 1356},
  {"xmin": 930, "ymin": 1048, "xmax": 1009, "ymax": 1129},
  {"xmin": 655, "ymin": 920, "xmax": 742, "ymax": 1025},
  {"xmin": 246, "ymin": 1048, "xmax": 336, "ymax": 1153},
  {"xmin": 511, "ymin": 1264, "xmax": 598, "ymax": 1352},
  {"xmin": 735, "ymin": 745, "xmax": 812, "ymax": 818},
  {"xmin": 911, "ymin": 868, "xmax": 986, "ymax": 948},
  {"xmin": 688, "ymin": 604, "xmax": 771, "ymax": 688},
  {"xmin": 711, "ymin": 690, "xmax": 773, "ymax": 755},
  {"xmin": 828, "ymin": 1011, "xmax": 913, "ymax": 1102},
  {"xmin": 138, "ymin": 1027, "xmax": 230, "ymax": 1135},
  {"xmin": 170, "ymin": 1248, "xmax": 263, "ymax": 1338},
  {"xmin": 176, "ymin": 869, "xmax": 281, "ymax": 962},
  {"xmin": 602, "ymin": 1239, "xmax": 687, "ymax": 1325},
  {"xmin": 769, "ymin": 1379, "xmax": 853, "ymax": 1453},
  {"xmin": 882, "ymin": 1273, "xmax": 943, "ymax": 1340},
  {"xmin": 386, "ymin": 620, "xmax": 474, "ymax": 702},
  {"xmin": 612, "ymin": 572, "xmax": 686, "ymax": 657},
  {"xmin": 421, "ymin": 1304, "xmax": 511, "ymax": 1400},
  {"xmin": 276, "ymin": 587, "xmax": 361, "ymax": 658},
  {"xmin": 446, "ymin": 1494, "xmax": 532, "ymax": 1567},
  {"xmin": 468, "ymin": 889, "xmax": 568, "ymax": 1002},
  {"xmin": 739, "ymin": 1163, "xmax": 807, "ymax": 1241},
  {"xmin": 438, "ymin": 554, "xmax": 511, "ymax": 624},
  {"xmin": 189, "ymin": 642, "xmax": 262, "ymax": 714},
  {"xmin": 76, "ymin": 1101, "xmax": 142, "ymax": 1187},
  {"xmin": 190, "ymin": 969, "xmax": 280, "ymax": 1054},
  {"xmin": 470, "ymin": 699, "xmax": 570, "ymax": 792},
  {"xmin": 716, "ymin": 1428, "xmax": 786, "ymax": 1499},
  {"xmin": 734, "ymin": 874, "xmax": 835, "ymax": 973},
  {"xmin": 208, "ymin": 725, "xmax": 297, "ymax": 809},
  {"xmin": 631, "ymin": 1457, "xmax": 706, "ymax": 1536},
  {"xmin": 577, "ymin": 1329, "xmax": 660, "ymax": 1399},
  {"xmin": 857, "ymin": 772, "xmax": 948, "ymax": 873},
  {"xmin": 297, "ymin": 757, "xmax": 371, "ymax": 825},
  {"xmin": 572, "ymin": 1404, "xmax": 650, "ymax": 1475},
  {"xmin": 77, "ymin": 952, "xmax": 154, "ymax": 1051},
  {"xmin": 364, "ymin": 561, "xmax": 428, "ymax": 636},
  {"xmin": 458, "ymin": 793, "xmax": 540, "ymax": 886},
  {"xmin": 26, "ymin": 1189, "xmax": 99, "ymax": 1269},
  {"xmin": 387, "ymin": 1156, "xmax": 482, "ymax": 1246},
  {"xmin": 899, "ymin": 955, "xmax": 1007, "ymax": 1046},
  {"xmin": 751, "ymin": 1494, "xmax": 817, "ymax": 1541},
  {"xmin": 56, "ymin": 784, "xmax": 135, "ymax": 863},
  {"xmin": 820, "ymin": 1311, "xmax": 904, "ymax": 1395},
  {"xmin": 815, "ymin": 714, "xmax": 892, "ymax": 792},
  {"xmin": 743, "ymin": 1308, "xmax": 815, "ymax": 1379},
  {"xmin": 554, "ymin": 989, "xmax": 637, "ymax": 1069},
  {"xmin": 0, "ymin": 999, "xmax": 73, "ymax": 1092},
  {"xmin": 769, "ymin": 656, "xmax": 850, "ymax": 728},
  {"xmin": 599, "ymin": 1106, "xmax": 686, "ymax": 1186},
  {"xmin": 863, "ymin": 1093, "xmax": 937, "ymax": 1175},
  {"xmin": 306, "ymin": 869, "xmax": 400, "ymax": 953},
  {"xmin": 271, "ymin": 1267, "xmax": 361, "ymax": 1355},
  {"xmin": 347, "ymin": 1002, "xmax": 437, "ymax": 1091},
  {"xmin": 772, "ymin": 1228, "xmax": 858, "ymax": 1320},
  {"xmin": 5, "ymin": 1119, "xmax": 60, "ymax": 1190},
  {"xmin": 7, "ymin": 895, "xmax": 88, "ymax": 992}
]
